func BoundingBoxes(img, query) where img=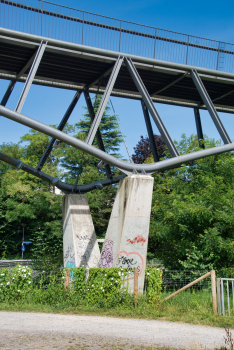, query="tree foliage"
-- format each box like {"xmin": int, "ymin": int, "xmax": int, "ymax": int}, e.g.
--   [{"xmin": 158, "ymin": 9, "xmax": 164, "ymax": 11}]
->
[
  {"xmin": 132, "ymin": 135, "xmax": 166, "ymax": 164},
  {"xmin": 148, "ymin": 134, "xmax": 234, "ymax": 270}
]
